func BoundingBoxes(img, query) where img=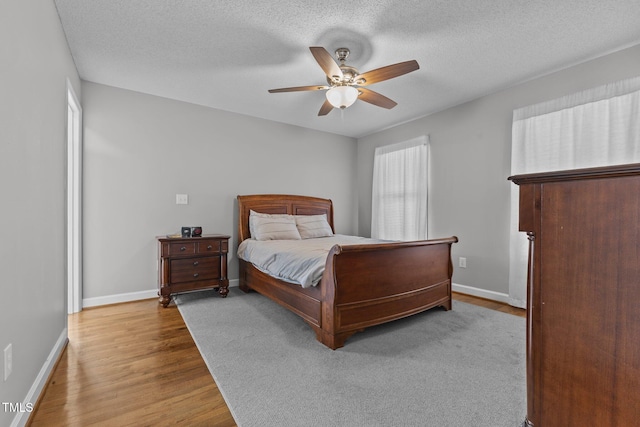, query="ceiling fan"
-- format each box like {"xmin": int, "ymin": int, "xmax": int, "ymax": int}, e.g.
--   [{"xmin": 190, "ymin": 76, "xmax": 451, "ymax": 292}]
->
[{"xmin": 268, "ymin": 47, "xmax": 419, "ymax": 116}]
